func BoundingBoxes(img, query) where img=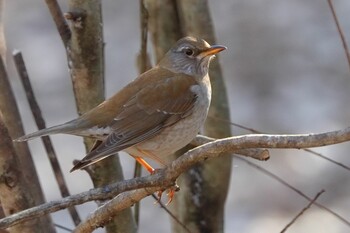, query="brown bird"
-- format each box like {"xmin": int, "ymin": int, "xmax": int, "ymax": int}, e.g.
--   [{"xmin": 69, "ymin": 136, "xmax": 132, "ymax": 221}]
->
[{"xmin": 15, "ymin": 36, "xmax": 226, "ymax": 174}]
